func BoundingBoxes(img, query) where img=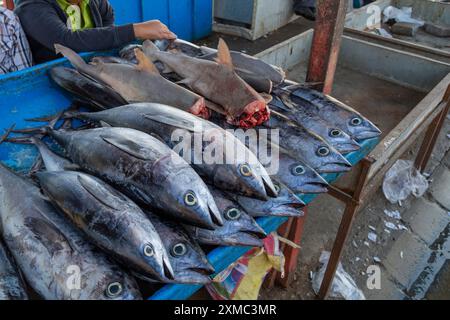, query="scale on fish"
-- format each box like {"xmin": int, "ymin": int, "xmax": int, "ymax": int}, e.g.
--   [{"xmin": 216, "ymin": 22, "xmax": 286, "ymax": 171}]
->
[
  {"xmin": 0, "ymin": 240, "xmax": 28, "ymax": 300},
  {"xmin": 0, "ymin": 163, "xmax": 142, "ymax": 300},
  {"xmin": 12, "ymin": 125, "xmax": 223, "ymax": 230},
  {"xmin": 276, "ymin": 84, "xmax": 381, "ymax": 141},
  {"xmin": 54, "ymin": 44, "xmax": 210, "ymax": 119},
  {"xmin": 61, "ymin": 103, "xmax": 278, "ymax": 200},
  {"xmin": 143, "ymin": 39, "xmax": 270, "ymax": 129},
  {"xmin": 184, "ymin": 187, "xmax": 267, "ymax": 247}
]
